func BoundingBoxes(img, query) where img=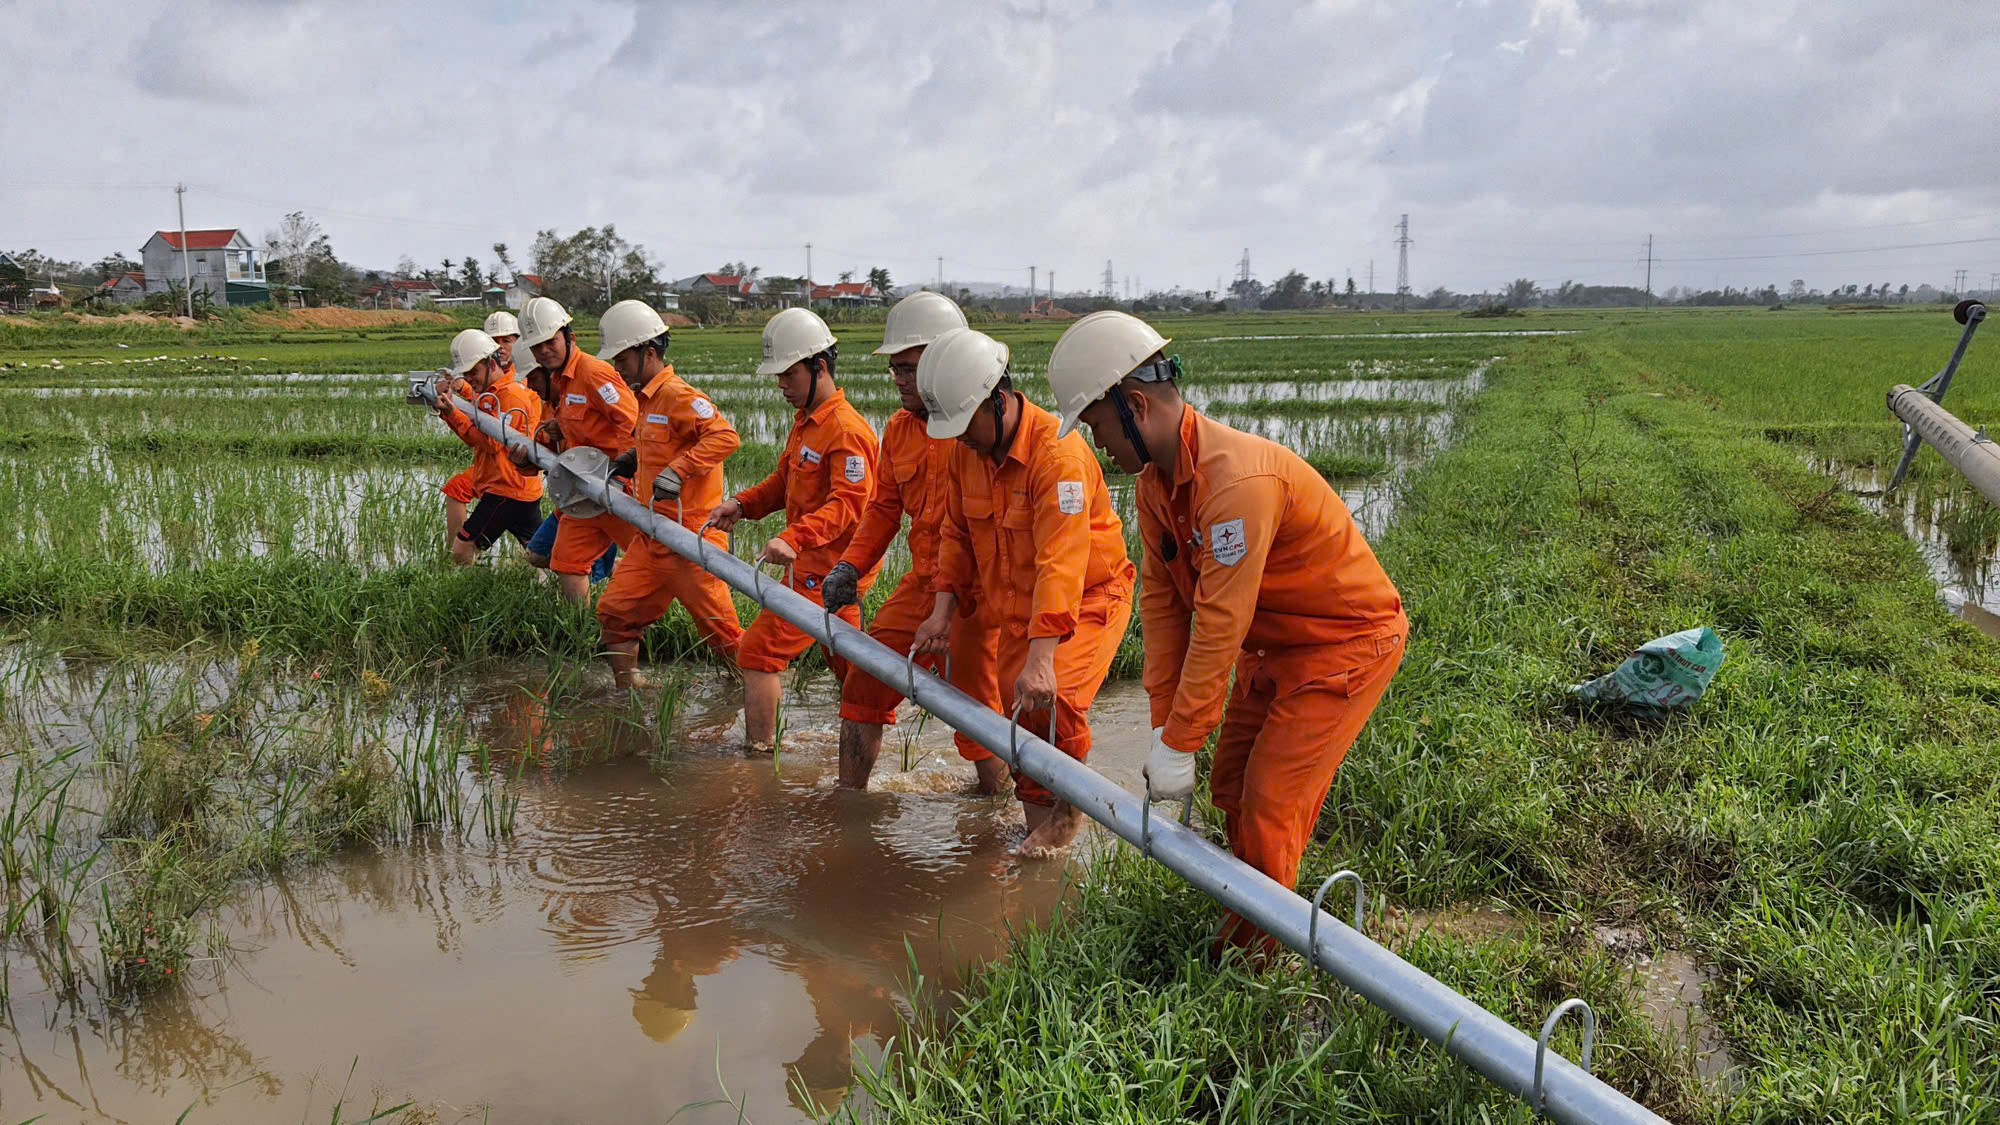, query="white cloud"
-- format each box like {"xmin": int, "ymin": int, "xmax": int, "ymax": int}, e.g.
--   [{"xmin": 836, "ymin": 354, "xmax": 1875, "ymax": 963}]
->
[{"xmin": 2, "ymin": 0, "xmax": 1995, "ymax": 296}]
